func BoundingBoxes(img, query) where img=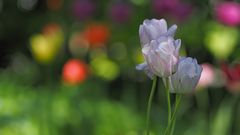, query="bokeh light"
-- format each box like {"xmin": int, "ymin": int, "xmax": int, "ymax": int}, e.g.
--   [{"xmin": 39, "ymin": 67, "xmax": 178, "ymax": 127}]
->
[
  {"xmin": 204, "ymin": 22, "xmax": 238, "ymax": 60},
  {"xmin": 215, "ymin": 2, "xmax": 240, "ymax": 26},
  {"xmin": 83, "ymin": 23, "xmax": 110, "ymax": 47},
  {"xmin": 62, "ymin": 59, "xmax": 88, "ymax": 85}
]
